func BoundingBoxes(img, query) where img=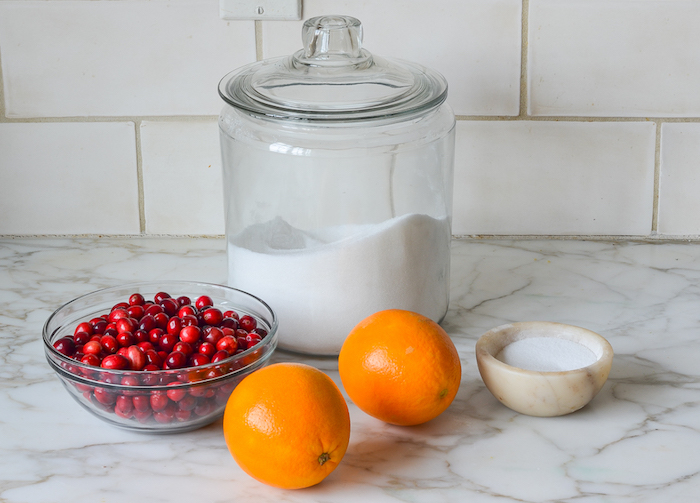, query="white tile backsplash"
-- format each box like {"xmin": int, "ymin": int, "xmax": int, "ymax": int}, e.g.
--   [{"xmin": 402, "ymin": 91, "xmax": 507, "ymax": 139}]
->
[
  {"xmin": 1, "ymin": 0, "xmax": 700, "ymax": 238},
  {"xmin": 529, "ymin": 0, "xmax": 700, "ymax": 117},
  {"xmin": 658, "ymin": 123, "xmax": 700, "ymax": 235},
  {"xmin": 140, "ymin": 120, "xmax": 225, "ymax": 234},
  {"xmin": 452, "ymin": 121, "xmax": 656, "ymax": 235},
  {"xmin": 0, "ymin": 122, "xmax": 139, "ymax": 234},
  {"xmin": 261, "ymin": 0, "xmax": 522, "ymax": 116},
  {"xmin": 0, "ymin": 0, "xmax": 255, "ymax": 118}
]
